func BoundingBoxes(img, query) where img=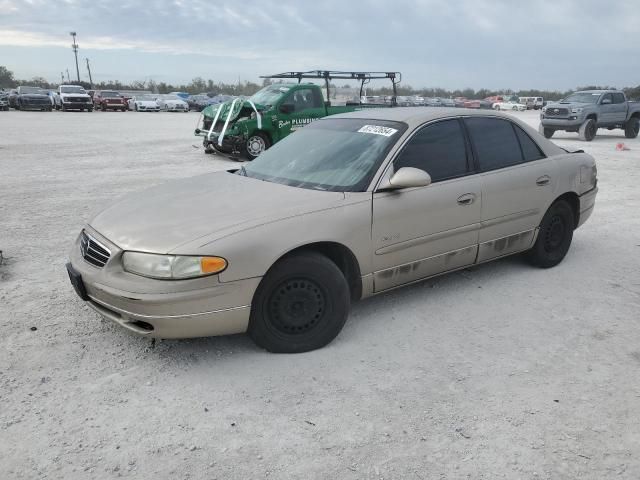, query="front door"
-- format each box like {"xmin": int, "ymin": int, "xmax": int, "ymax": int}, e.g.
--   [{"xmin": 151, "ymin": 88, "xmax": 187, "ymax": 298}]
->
[
  {"xmin": 274, "ymin": 87, "xmax": 326, "ymax": 141},
  {"xmin": 372, "ymin": 118, "xmax": 481, "ymax": 292}
]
